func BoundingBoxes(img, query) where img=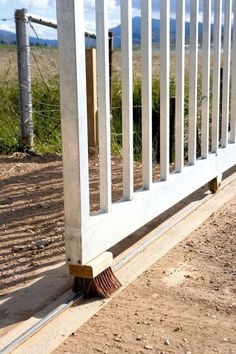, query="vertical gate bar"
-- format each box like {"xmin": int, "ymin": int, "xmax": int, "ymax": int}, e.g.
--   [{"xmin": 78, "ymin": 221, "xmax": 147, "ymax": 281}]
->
[
  {"xmin": 212, "ymin": 0, "xmax": 222, "ymax": 153},
  {"xmin": 201, "ymin": 0, "xmax": 211, "ymax": 159},
  {"xmin": 141, "ymin": 0, "xmax": 152, "ymax": 189},
  {"xmin": 221, "ymin": 0, "xmax": 232, "ymax": 148},
  {"xmin": 188, "ymin": 0, "xmax": 199, "ymax": 165},
  {"xmin": 121, "ymin": 0, "xmax": 133, "ymax": 200},
  {"xmin": 231, "ymin": 0, "xmax": 236, "ymax": 143},
  {"xmin": 175, "ymin": 0, "xmax": 185, "ymax": 172},
  {"xmin": 56, "ymin": 0, "xmax": 89, "ymax": 264},
  {"xmin": 96, "ymin": 0, "xmax": 112, "ymax": 212},
  {"xmin": 160, "ymin": 0, "xmax": 170, "ymax": 180}
]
